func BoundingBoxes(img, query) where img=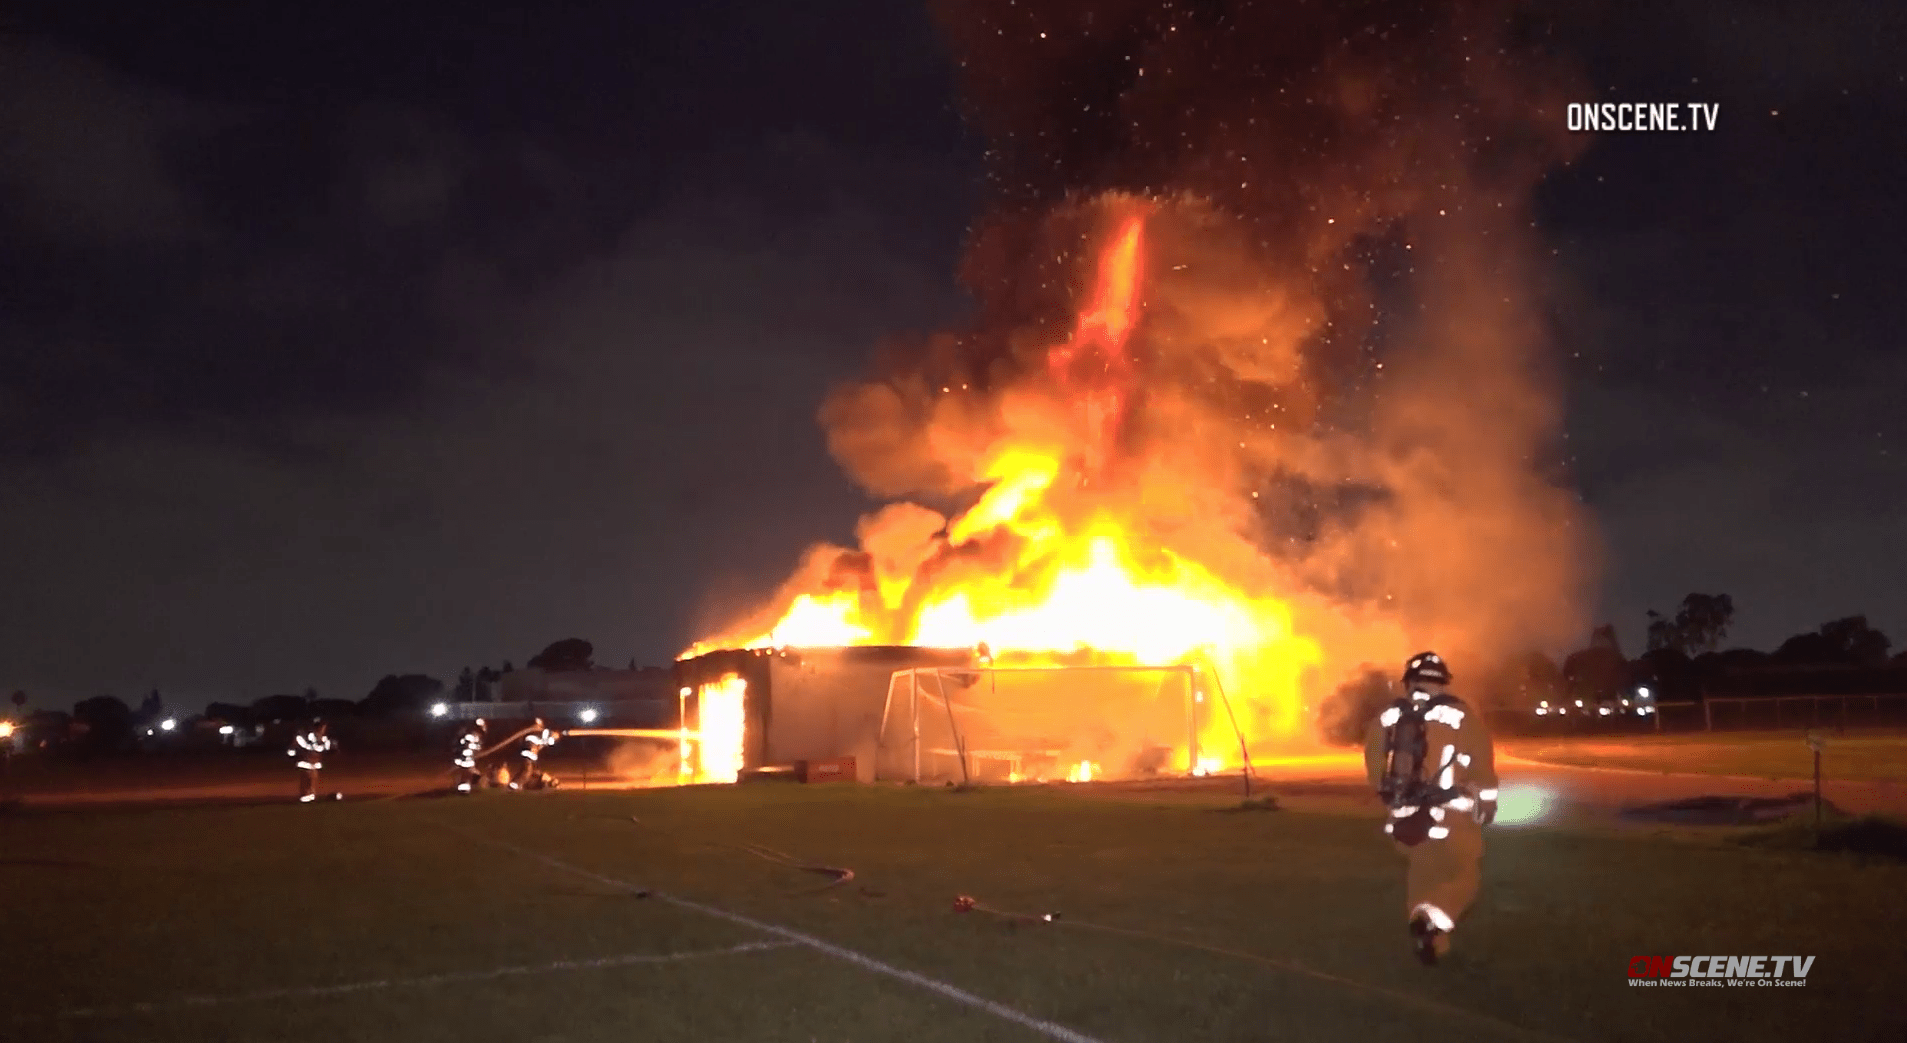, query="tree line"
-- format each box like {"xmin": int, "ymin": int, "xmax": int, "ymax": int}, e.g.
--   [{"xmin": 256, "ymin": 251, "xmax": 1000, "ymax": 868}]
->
[
  {"xmin": 1320, "ymin": 594, "xmax": 1901, "ymax": 742},
  {"xmin": 33, "ymin": 638, "xmax": 641, "ymax": 750}
]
